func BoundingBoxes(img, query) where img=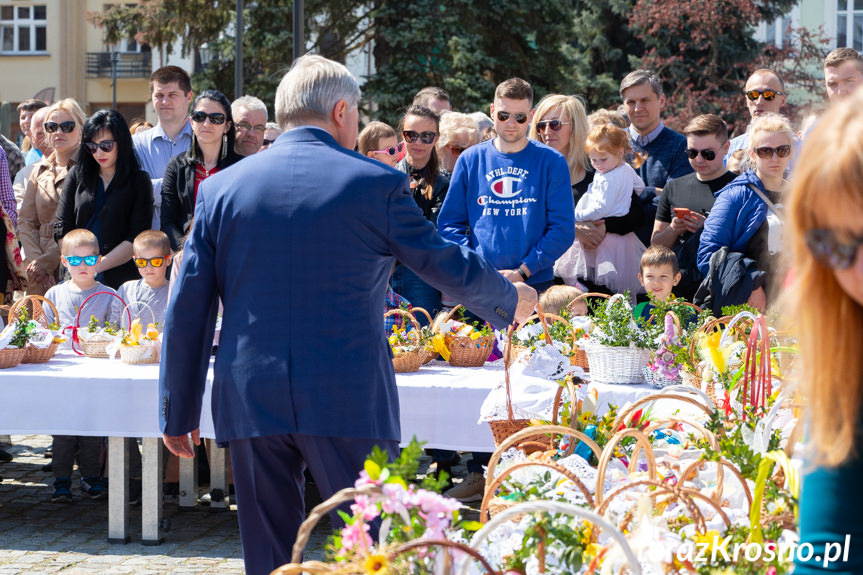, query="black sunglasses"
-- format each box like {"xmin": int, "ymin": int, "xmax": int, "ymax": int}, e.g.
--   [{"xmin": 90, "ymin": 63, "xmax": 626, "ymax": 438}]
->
[
  {"xmin": 402, "ymin": 130, "xmax": 437, "ymax": 144},
  {"xmin": 262, "ymin": 139, "xmax": 275, "ymax": 146},
  {"xmin": 190, "ymin": 111, "xmax": 227, "ymax": 125},
  {"xmin": 744, "ymin": 89, "xmax": 785, "ymax": 102},
  {"xmin": 806, "ymin": 229, "xmax": 863, "ymax": 269},
  {"xmin": 754, "ymin": 145, "xmax": 792, "ymax": 159},
  {"xmin": 536, "ymin": 120, "xmax": 569, "ymax": 132},
  {"xmin": 685, "ymin": 148, "xmax": 716, "ymax": 161},
  {"xmin": 496, "ymin": 111, "xmax": 528, "ymax": 124},
  {"xmin": 44, "ymin": 121, "xmax": 76, "ymax": 134},
  {"xmin": 84, "ymin": 140, "xmax": 116, "ymax": 154}
]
